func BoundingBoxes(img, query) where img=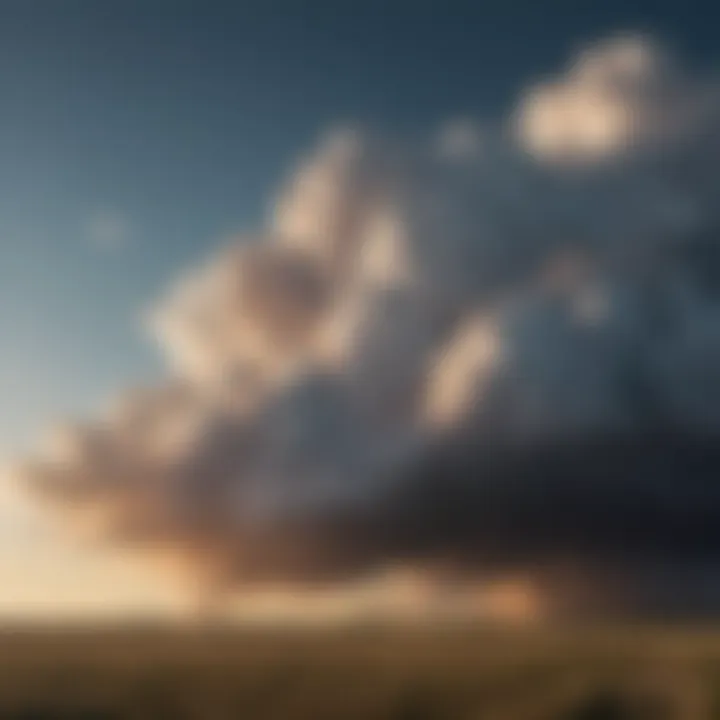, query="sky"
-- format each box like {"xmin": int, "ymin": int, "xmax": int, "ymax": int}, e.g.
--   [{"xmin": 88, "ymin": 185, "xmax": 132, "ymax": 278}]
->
[{"xmin": 1, "ymin": 0, "xmax": 719, "ymax": 619}]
